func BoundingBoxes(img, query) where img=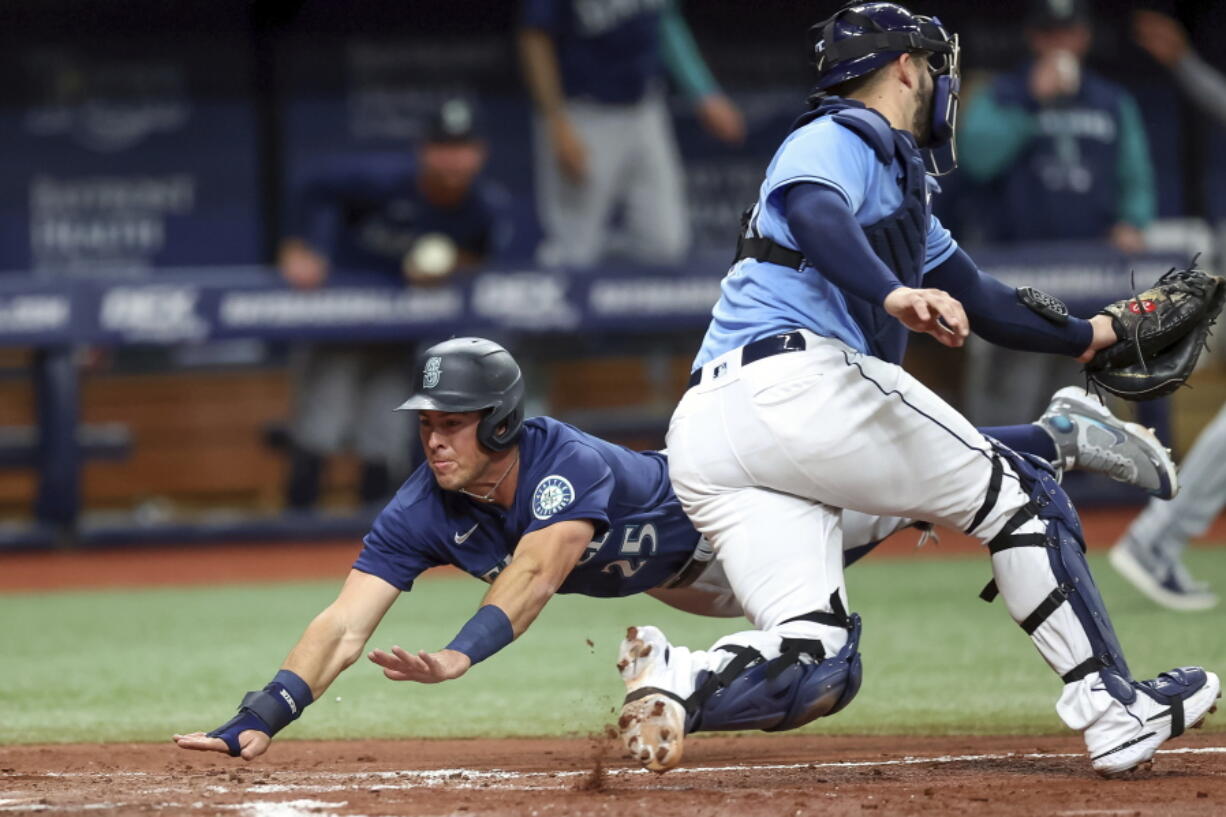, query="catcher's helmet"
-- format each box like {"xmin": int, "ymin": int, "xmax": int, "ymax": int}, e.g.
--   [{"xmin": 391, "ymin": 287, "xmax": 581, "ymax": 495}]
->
[
  {"xmin": 811, "ymin": 2, "xmax": 961, "ymax": 171},
  {"xmin": 396, "ymin": 337, "xmax": 525, "ymax": 452},
  {"xmin": 812, "ymin": 3, "xmax": 955, "ymax": 90}
]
